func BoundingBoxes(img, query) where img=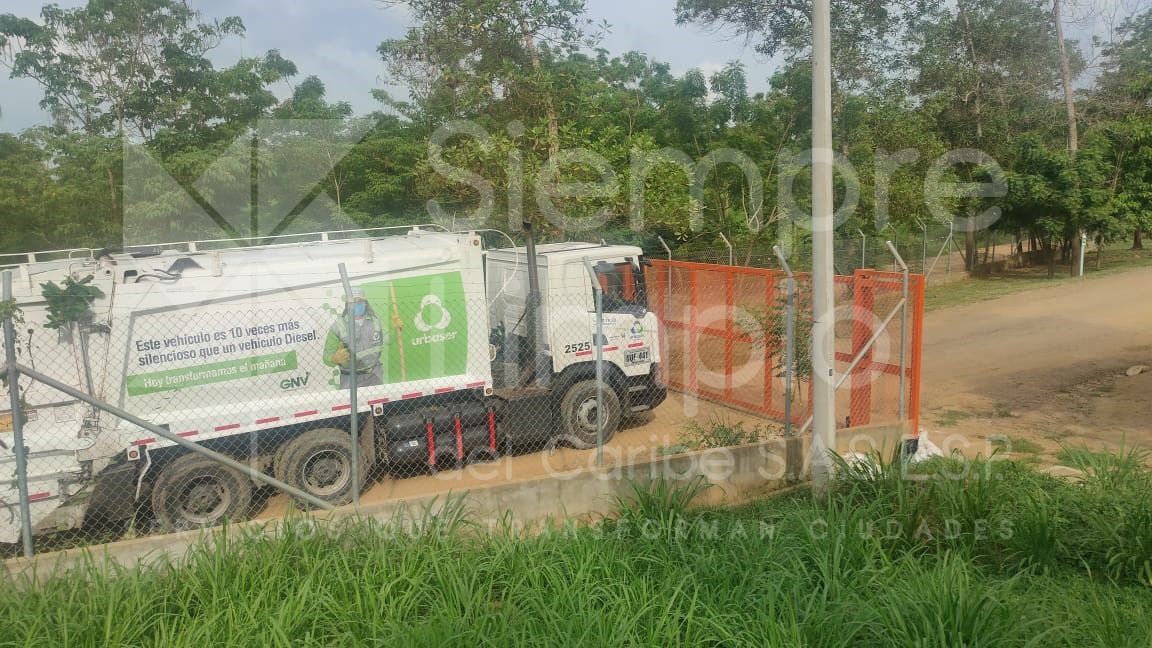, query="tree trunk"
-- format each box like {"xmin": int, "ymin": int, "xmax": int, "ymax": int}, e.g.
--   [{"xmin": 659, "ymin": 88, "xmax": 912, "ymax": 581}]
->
[
  {"xmin": 959, "ymin": 3, "xmax": 983, "ymax": 142},
  {"xmin": 964, "ymin": 207, "xmax": 978, "ymax": 271},
  {"xmin": 1134, "ymin": 226, "xmax": 1144, "ymax": 249},
  {"xmin": 1054, "ymin": 0, "xmax": 1083, "ymax": 276},
  {"xmin": 518, "ymin": 18, "xmax": 559, "ymax": 161},
  {"xmin": 1053, "ymin": 0, "xmax": 1078, "ymax": 153},
  {"xmin": 518, "ymin": 17, "xmax": 561, "ymax": 237}
]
